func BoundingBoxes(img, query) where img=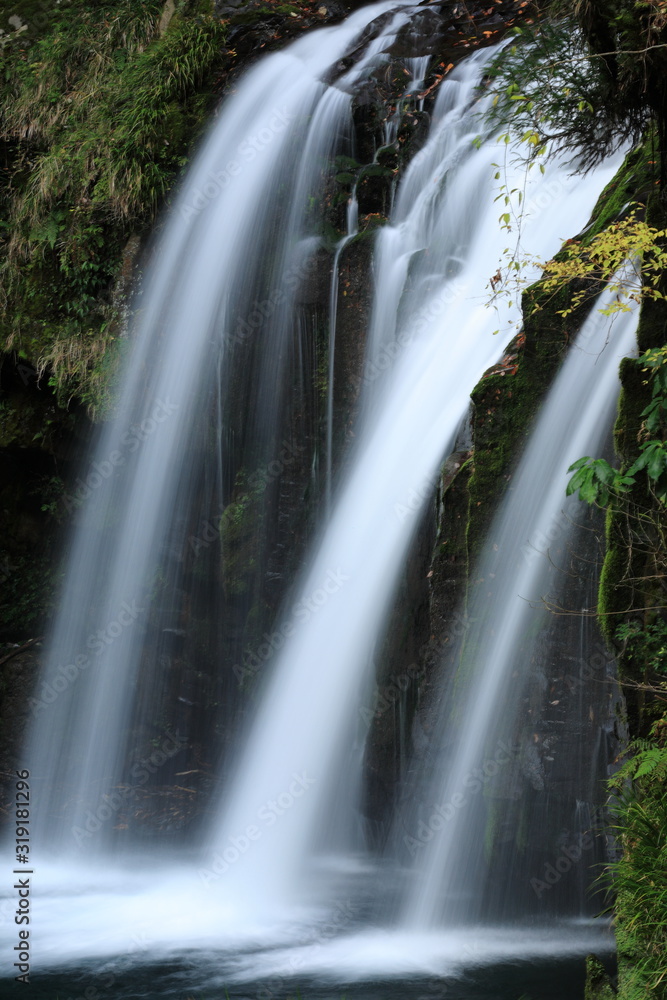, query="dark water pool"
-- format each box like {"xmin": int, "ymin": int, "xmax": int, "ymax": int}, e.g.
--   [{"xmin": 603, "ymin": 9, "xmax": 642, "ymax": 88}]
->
[{"xmin": 1, "ymin": 951, "xmax": 615, "ymax": 1000}]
